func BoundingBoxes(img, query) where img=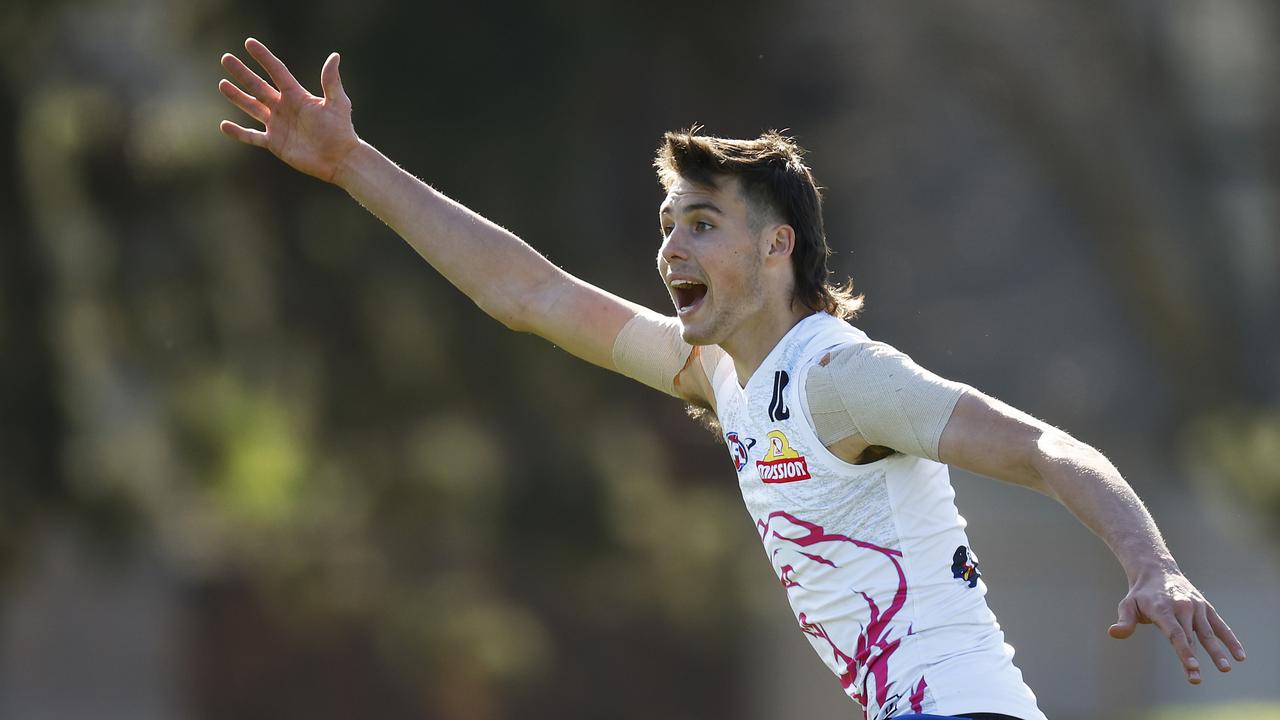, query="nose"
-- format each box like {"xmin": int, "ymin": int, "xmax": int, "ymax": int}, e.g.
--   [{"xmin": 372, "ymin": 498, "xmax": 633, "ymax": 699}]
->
[{"xmin": 659, "ymin": 225, "xmax": 689, "ymax": 265}]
